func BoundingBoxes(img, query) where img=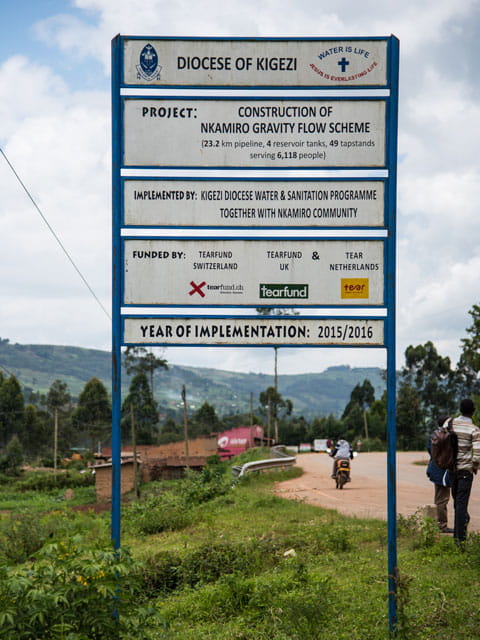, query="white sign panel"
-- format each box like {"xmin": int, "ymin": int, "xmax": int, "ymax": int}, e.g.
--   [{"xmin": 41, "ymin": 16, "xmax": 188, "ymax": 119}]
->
[
  {"xmin": 124, "ymin": 317, "xmax": 385, "ymax": 346},
  {"xmin": 123, "ymin": 238, "xmax": 384, "ymax": 306},
  {"xmin": 123, "ymin": 99, "xmax": 386, "ymax": 168},
  {"xmin": 123, "ymin": 39, "xmax": 388, "ymax": 87},
  {"xmin": 124, "ymin": 180, "xmax": 385, "ymax": 228}
]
